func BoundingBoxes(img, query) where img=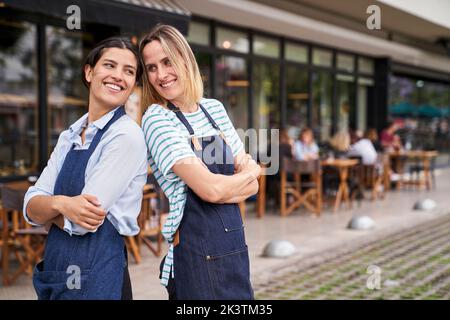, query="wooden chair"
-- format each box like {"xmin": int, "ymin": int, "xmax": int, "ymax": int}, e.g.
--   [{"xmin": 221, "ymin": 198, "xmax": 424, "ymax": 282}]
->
[
  {"xmin": 134, "ymin": 184, "xmax": 165, "ymax": 258},
  {"xmin": 362, "ymin": 154, "xmax": 386, "ymax": 200},
  {"xmin": 256, "ymin": 165, "xmax": 267, "ymax": 218},
  {"xmin": 237, "ymin": 163, "xmax": 266, "ymax": 219},
  {"xmin": 9, "ymin": 224, "xmax": 47, "ymax": 285},
  {"xmin": 348, "ymin": 156, "xmax": 365, "ymax": 205},
  {"xmin": 1, "ymin": 184, "xmax": 47, "ymax": 286},
  {"xmin": 238, "ymin": 202, "xmax": 246, "ymax": 219},
  {"xmin": 280, "ymin": 159, "xmax": 322, "ymax": 217}
]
